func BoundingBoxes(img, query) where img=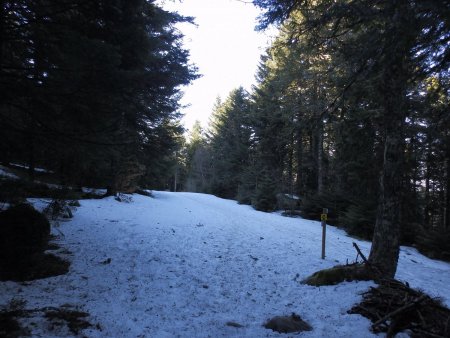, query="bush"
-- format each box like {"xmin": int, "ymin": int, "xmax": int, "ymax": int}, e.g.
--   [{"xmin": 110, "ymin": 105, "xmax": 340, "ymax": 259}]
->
[
  {"xmin": 43, "ymin": 199, "xmax": 75, "ymax": 221},
  {"xmin": 252, "ymin": 185, "xmax": 277, "ymax": 212},
  {"xmin": 0, "ymin": 204, "xmax": 50, "ymax": 262}
]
